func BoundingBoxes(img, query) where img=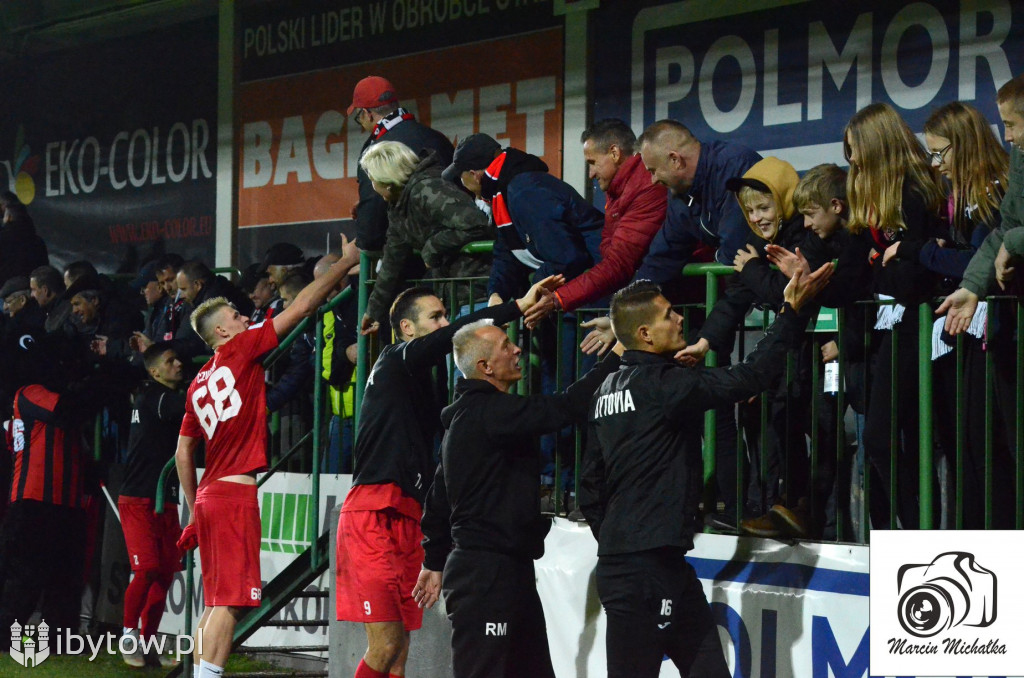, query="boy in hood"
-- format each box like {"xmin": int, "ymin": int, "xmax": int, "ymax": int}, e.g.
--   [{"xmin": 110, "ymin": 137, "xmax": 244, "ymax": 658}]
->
[{"xmin": 676, "ymin": 157, "xmax": 817, "ymax": 538}]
